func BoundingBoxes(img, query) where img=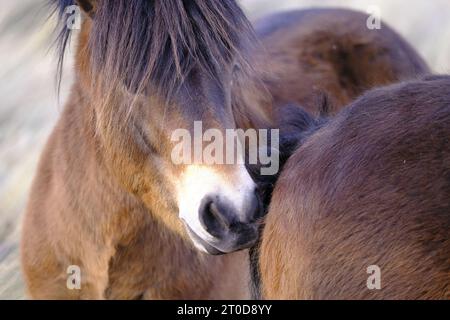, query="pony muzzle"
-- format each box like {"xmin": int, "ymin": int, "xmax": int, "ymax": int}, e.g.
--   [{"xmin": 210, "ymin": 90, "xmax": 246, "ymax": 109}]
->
[
  {"xmin": 198, "ymin": 194, "xmax": 261, "ymax": 254},
  {"xmin": 177, "ymin": 165, "xmax": 262, "ymax": 254}
]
